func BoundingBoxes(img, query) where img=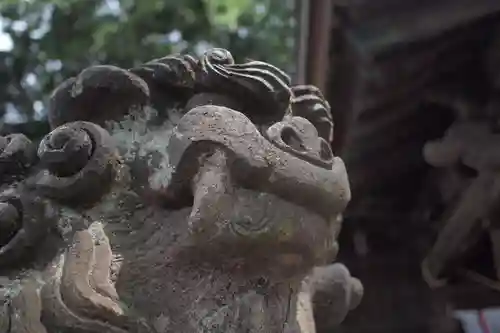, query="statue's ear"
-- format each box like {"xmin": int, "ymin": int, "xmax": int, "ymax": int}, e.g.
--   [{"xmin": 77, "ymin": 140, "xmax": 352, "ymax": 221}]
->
[{"xmin": 48, "ymin": 65, "xmax": 150, "ymax": 129}]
